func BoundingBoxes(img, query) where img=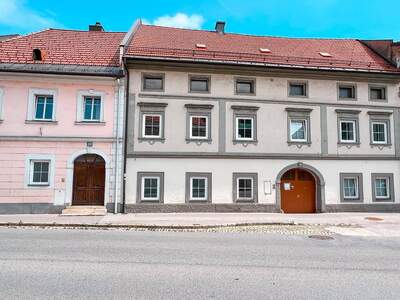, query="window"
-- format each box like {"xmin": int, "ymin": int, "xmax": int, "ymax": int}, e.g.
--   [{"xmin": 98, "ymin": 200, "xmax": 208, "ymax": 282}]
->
[
  {"xmin": 190, "ymin": 116, "xmax": 208, "ymax": 139},
  {"xmin": 371, "ymin": 173, "xmax": 394, "ymax": 202},
  {"xmin": 137, "ymin": 172, "xmax": 164, "ymax": 203},
  {"xmin": 233, "ymin": 173, "xmax": 258, "ymax": 203},
  {"xmin": 185, "ymin": 172, "xmax": 212, "ymax": 202},
  {"xmin": 290, "ymin": 119, "xmax": 307, "ymax": 142},
  {"xmin": 83, "ymin": 96, "xmax": 101, "ymax": 121},
  {"xmin": 371, "ymin": 121, "xmax": 387, "ymax": 144},
  {"xmin": 138, "ymin": 102, "xmax": 167, "ymax": 142},
  {"xmin": 338, "ymin": 84, "xmax": 356, "ymax": 100},
  {"xmin": 189, "ymin": 76, "xmax": 210, "ymax": 93},
  {"xmin": 343, "ymin": 177, "xmax": 359, "ymax": 199},
  {"xmin": 142, "ymin": 73, "xmax": 164, "ymax": 91},
  {"xmin": 34, "ymin": 95, "xmax": 54, "ymax": 120},
  {"xmin": 143, "ymin": 114, "xmax": 162, "ymax": 138},
  {"xmin": 369, "ymin": 86, "xmax": 386, "ymax": 101},
  {"xmin": 340, "ymin": 120, "xmax": 356, "ymax": 143},
  {"xmin": 288, "ymin": 82, "xmax": 307, "ymax": 97},
  {"xmin": 236, "ymin": 117, "xmax": 253, "ymax": 140},
  {"xmin": 340, "ymin": 173, "xmax": 363, "ymax": 202},
  {"xmin": 29, "ymin": 160, "xmax": 50, "ymax": 185},
  {"xmin": 235, "ymin": 78, "xmax": 255, "ymax": 95}
]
